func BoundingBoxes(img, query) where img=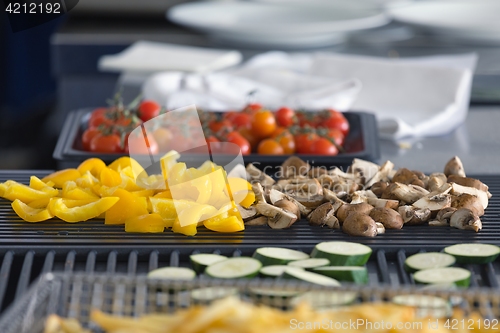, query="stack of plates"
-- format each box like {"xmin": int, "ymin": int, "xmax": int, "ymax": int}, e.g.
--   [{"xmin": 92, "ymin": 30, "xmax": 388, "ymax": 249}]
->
[{"xmin": 167, "ymin": 2, "xmax": 389, "ymax": 48}]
